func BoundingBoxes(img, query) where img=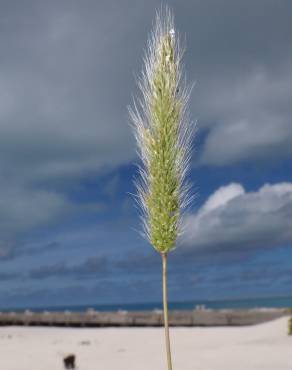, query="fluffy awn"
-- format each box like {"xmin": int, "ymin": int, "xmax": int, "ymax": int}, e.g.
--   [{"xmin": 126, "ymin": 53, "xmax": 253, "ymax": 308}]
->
[{"xmin": 130, "ymin": 7, "xmax": 194, "ymax": 370}]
